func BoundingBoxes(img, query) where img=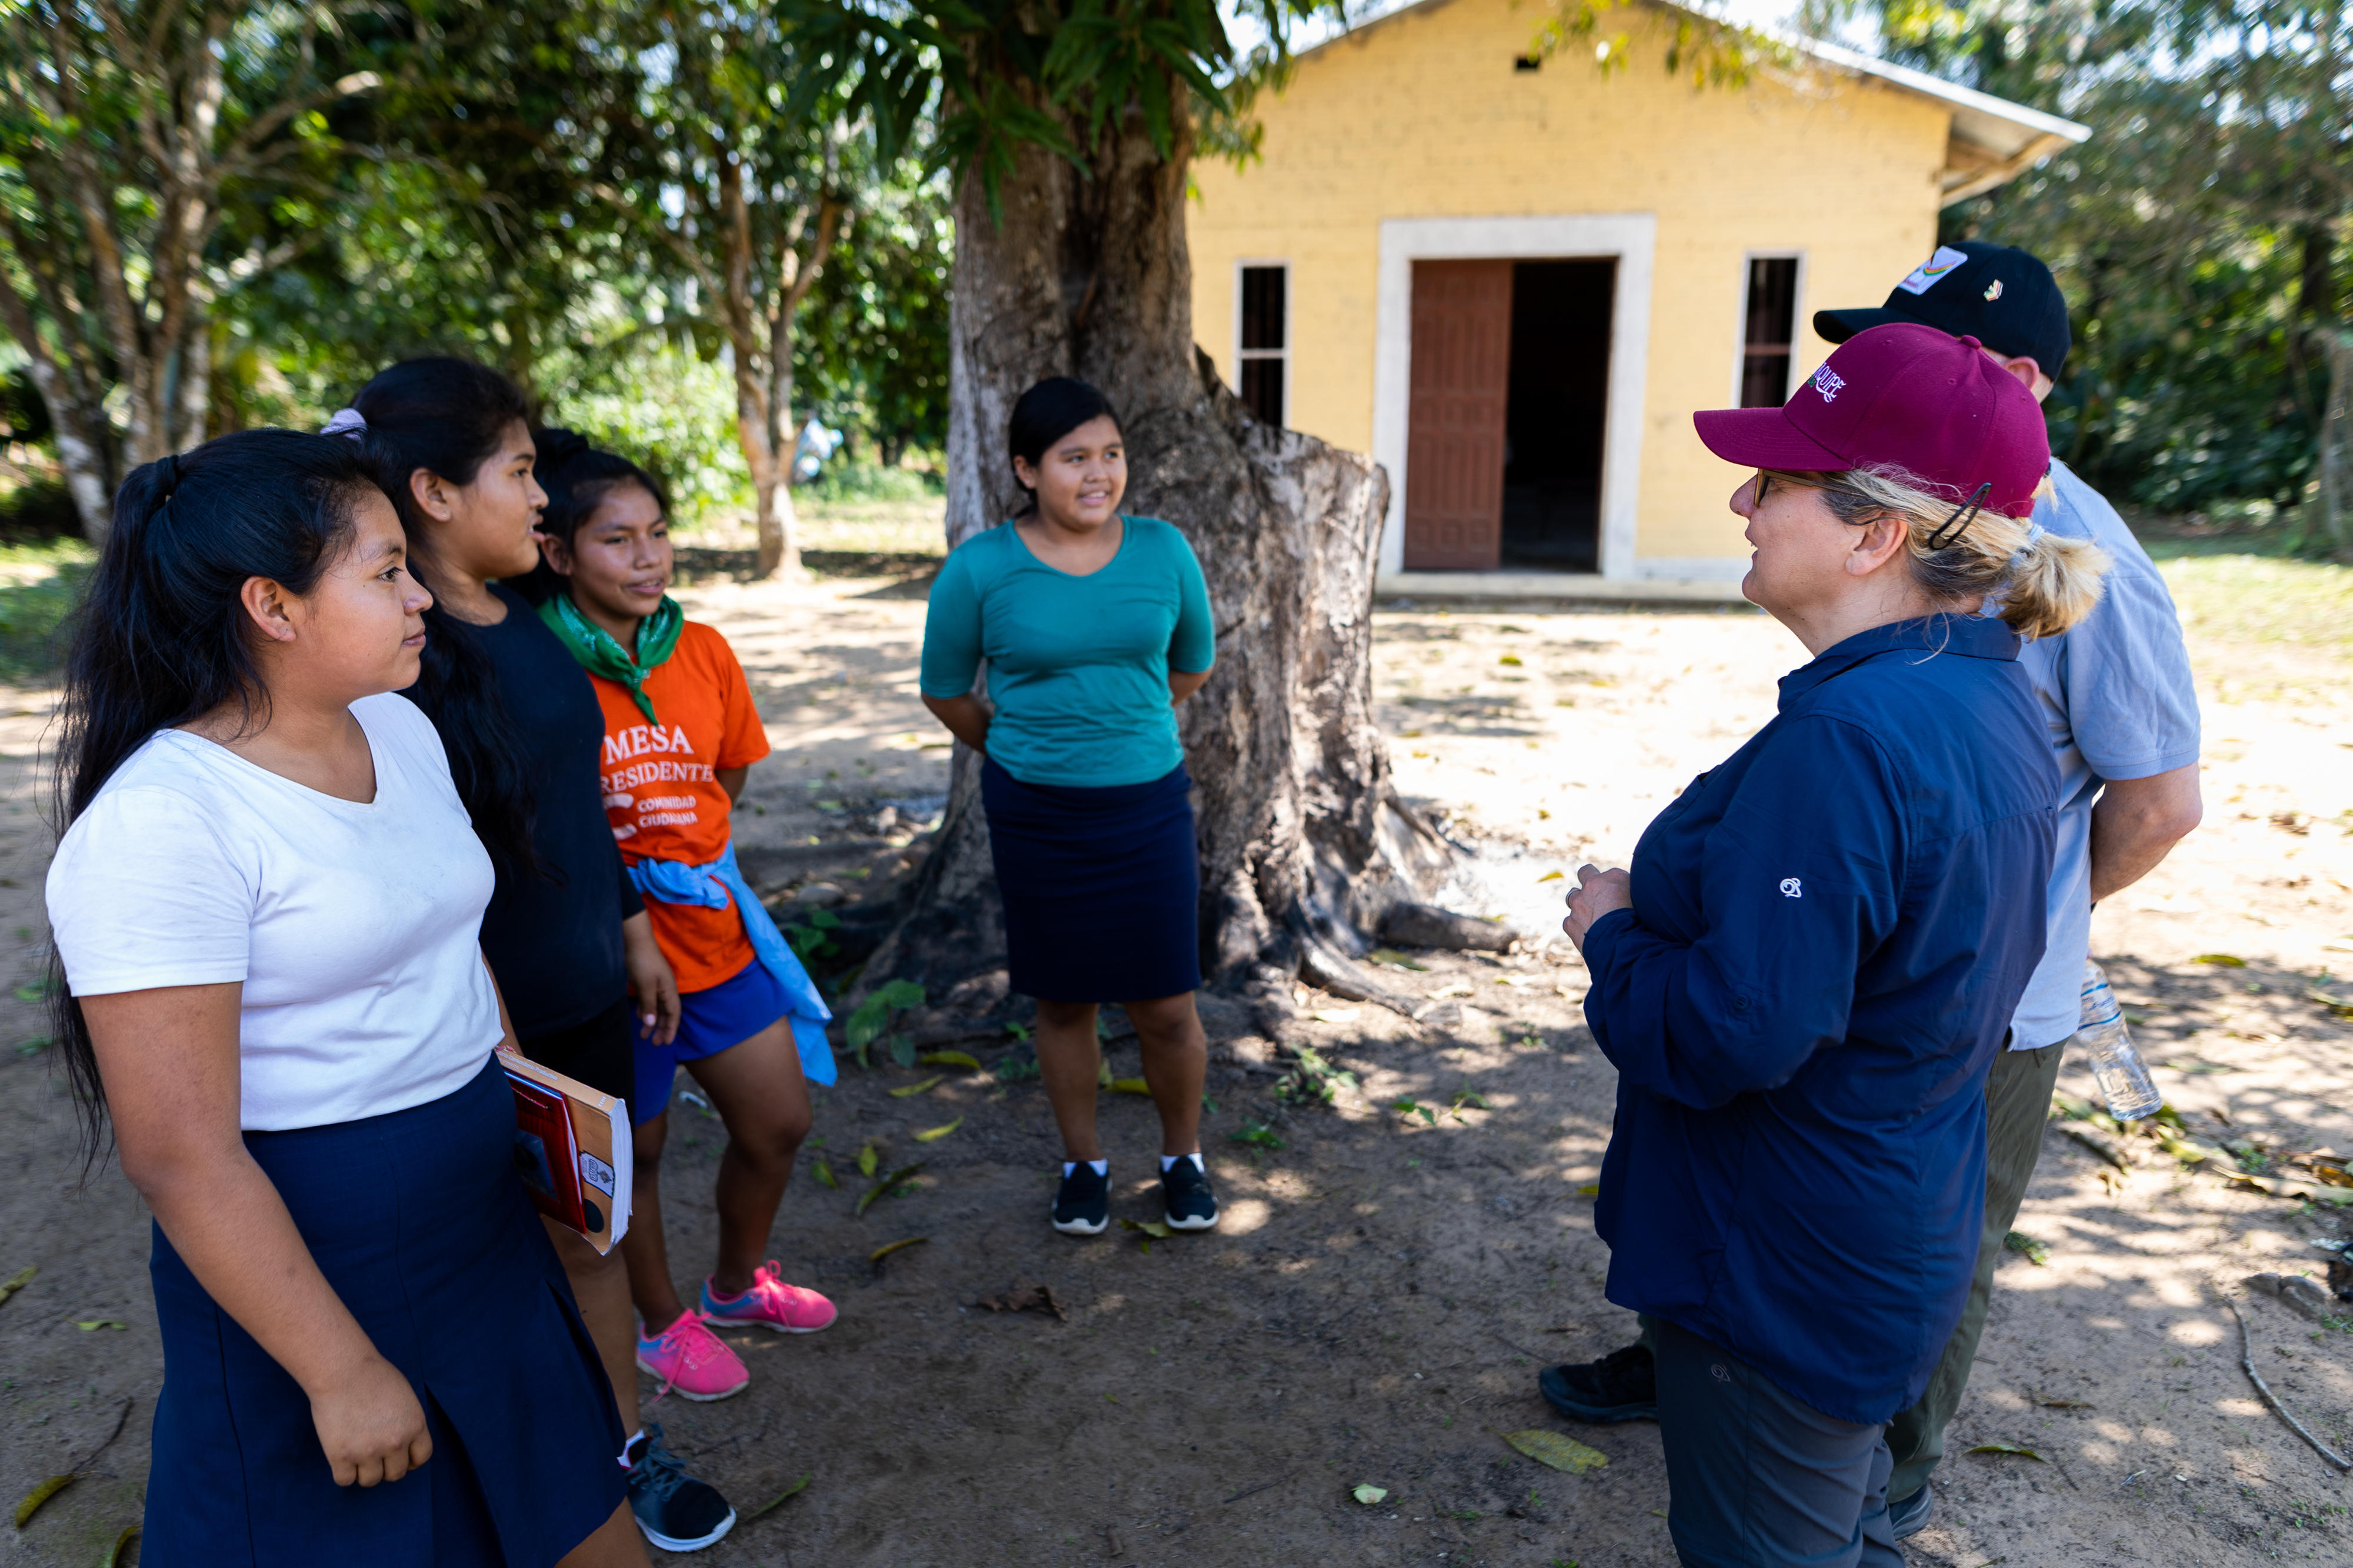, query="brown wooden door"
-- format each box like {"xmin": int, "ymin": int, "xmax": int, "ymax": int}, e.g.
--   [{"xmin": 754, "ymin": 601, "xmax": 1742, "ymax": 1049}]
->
[{"xmin": 1404, "ymin": 260, "xmax": 1513, "ymax": 571}]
